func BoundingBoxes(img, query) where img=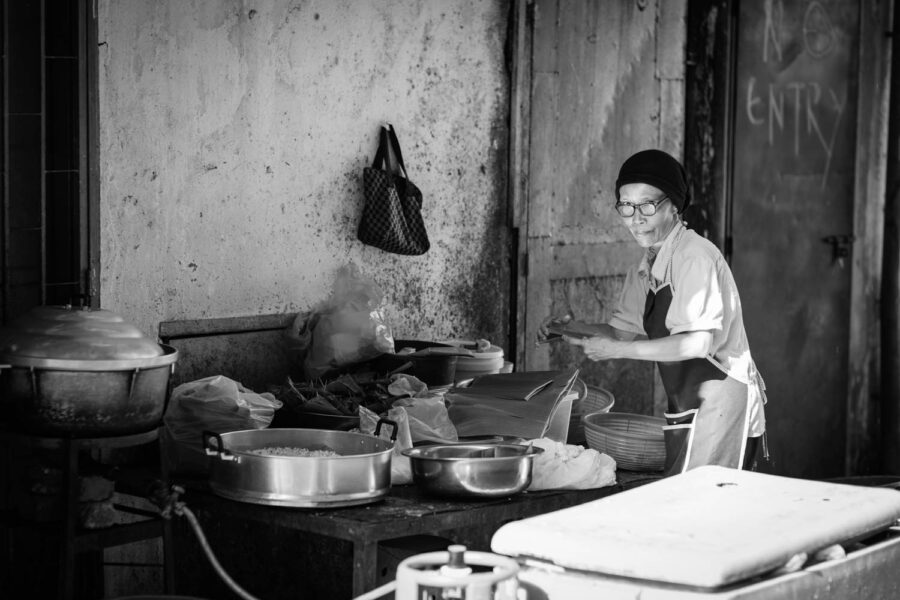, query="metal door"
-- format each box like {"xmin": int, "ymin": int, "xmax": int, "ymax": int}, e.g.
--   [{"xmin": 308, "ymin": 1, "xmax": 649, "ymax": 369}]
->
[{"xmin": 729, "ymin": 0, "xmax": 860, "ymax": 478}]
